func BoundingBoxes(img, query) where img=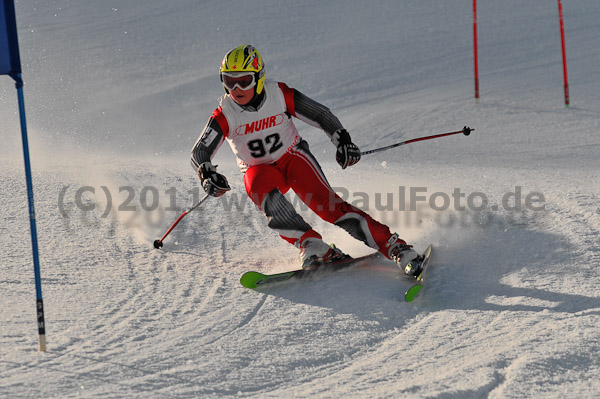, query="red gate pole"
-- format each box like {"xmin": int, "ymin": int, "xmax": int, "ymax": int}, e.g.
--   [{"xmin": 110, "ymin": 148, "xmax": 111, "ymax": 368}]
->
[
  {"xmin": 557, "ymin": 0, "xmax": 570, "ymax": 107},
  {"xmin": 473, "ymin": 0, "xmax": 479, "ymax": 101}
]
